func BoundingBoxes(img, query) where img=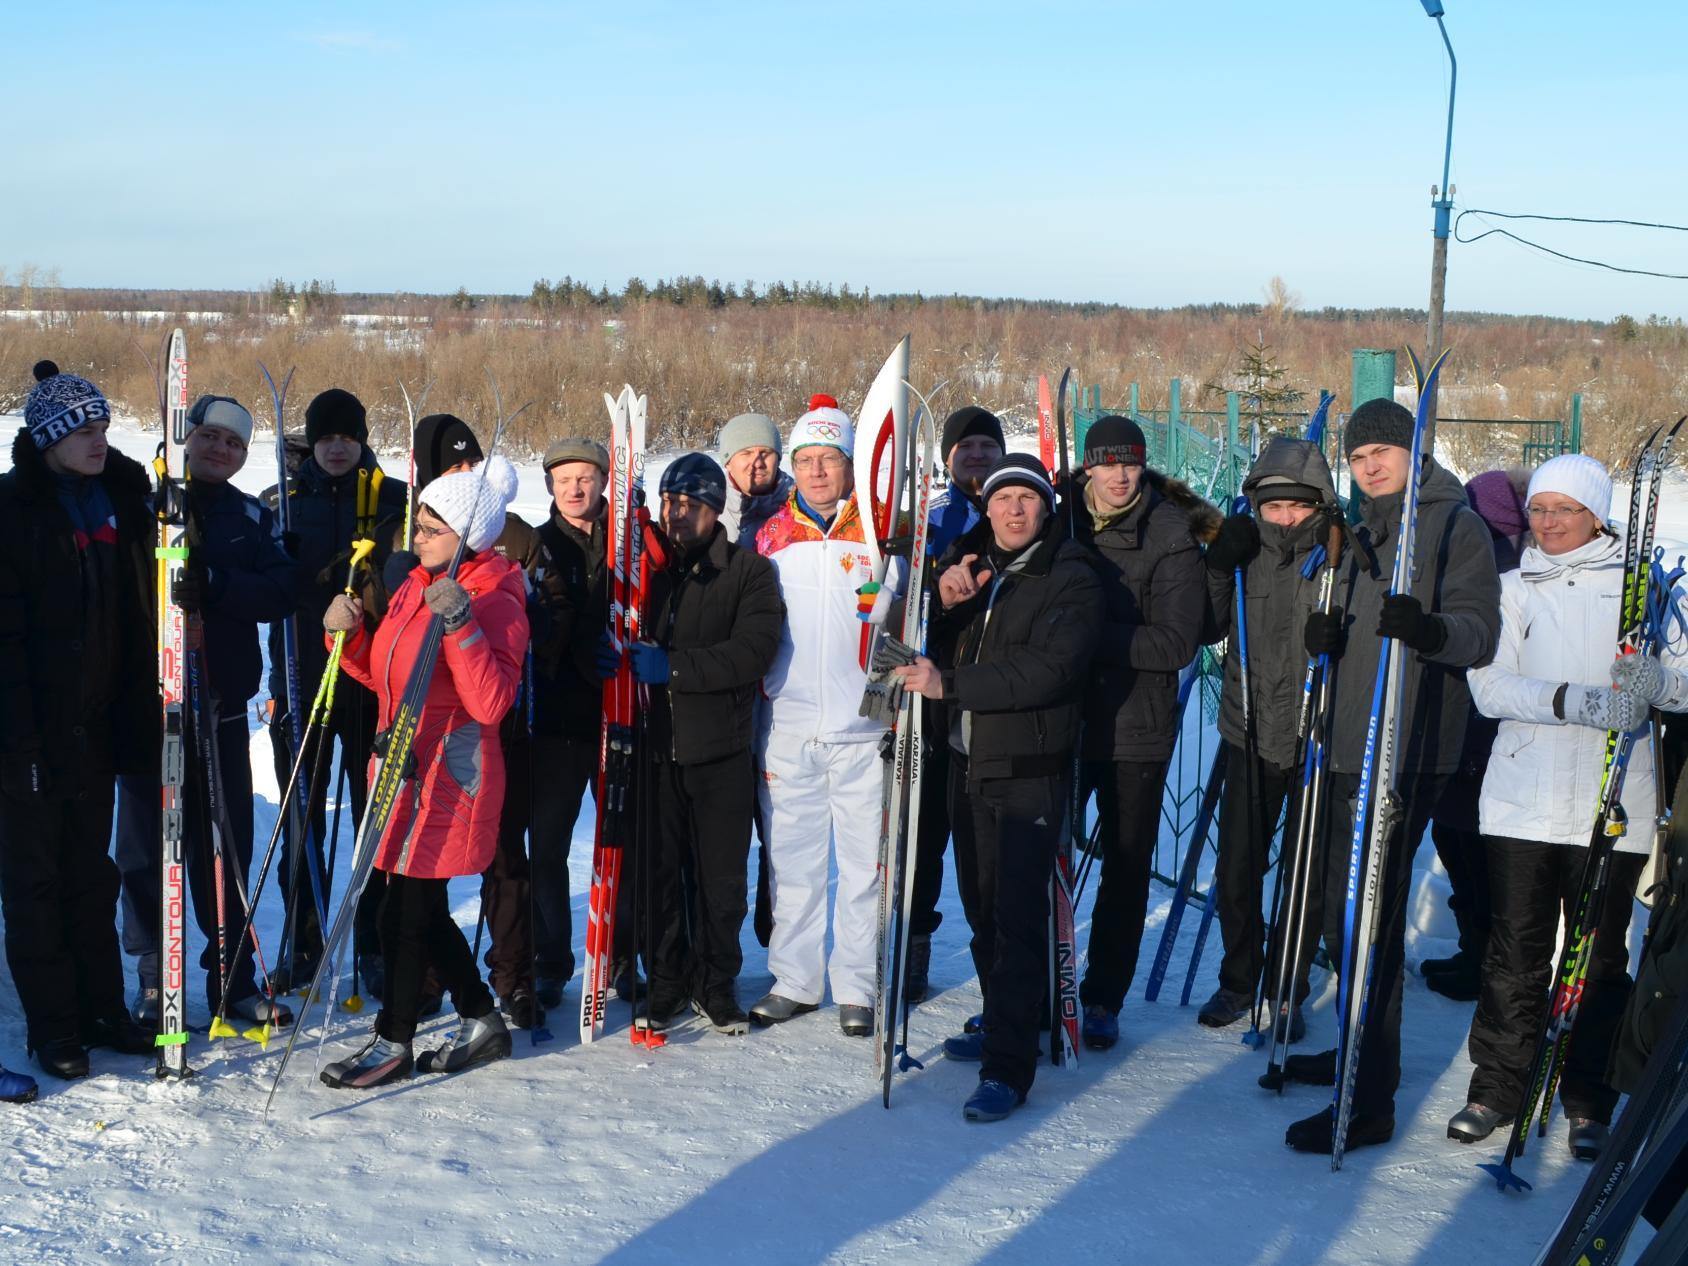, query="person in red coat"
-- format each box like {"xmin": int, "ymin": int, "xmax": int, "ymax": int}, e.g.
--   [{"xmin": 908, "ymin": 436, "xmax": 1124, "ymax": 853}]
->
[{"xmin": 318, "ymin": 455, "xmax": 529, "ymax": 1089}]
